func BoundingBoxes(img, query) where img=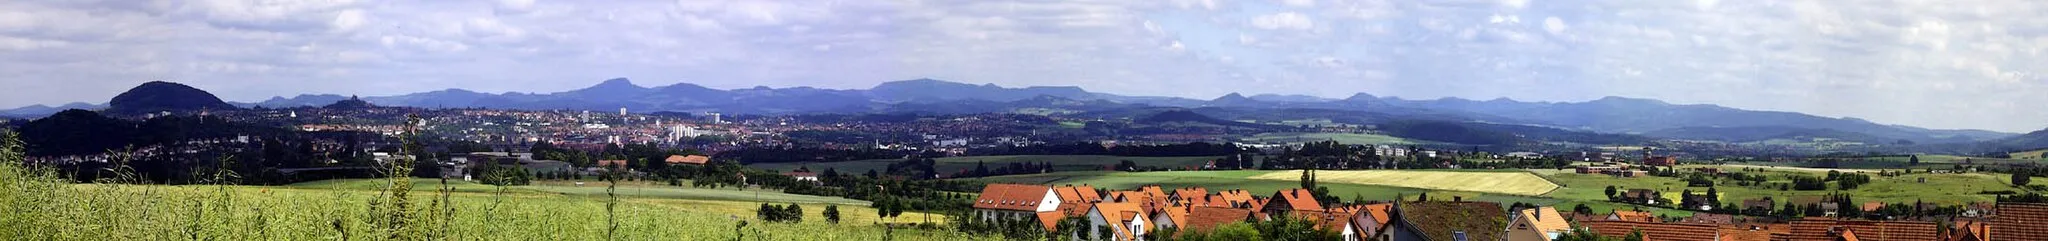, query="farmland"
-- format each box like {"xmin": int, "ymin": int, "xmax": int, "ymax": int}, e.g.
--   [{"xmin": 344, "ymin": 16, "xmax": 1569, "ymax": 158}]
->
[
  {"xmin": 6, "ymin": 172, "xmax": 983, "ymax": 240},
  {"xmin": 1247, "ymin": 170, "xmax": 1560, "ymax": 195},
  {"xmin": 1240, "ymin": 132, "xmax": 1429, "ymax": 145},
  {"xmin": 746, "ymin": 155, "xmax": 1221, "ymax": 174},
  {"xmin": 1540, "ymin": 164, "xmax": 2025, "ymax": 206}
]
